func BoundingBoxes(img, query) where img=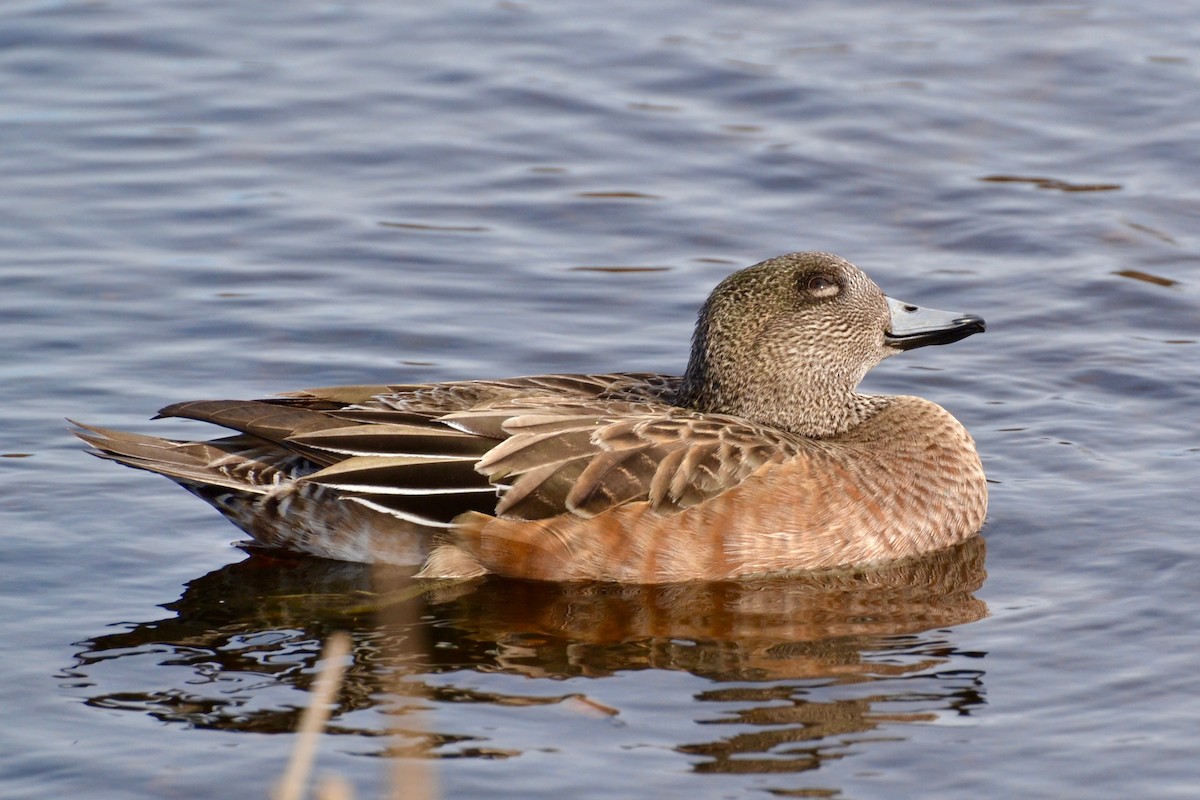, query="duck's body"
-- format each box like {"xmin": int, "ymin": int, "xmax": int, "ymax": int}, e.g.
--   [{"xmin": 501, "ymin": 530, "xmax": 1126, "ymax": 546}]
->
[{"xmin": 77, "ymin": 253, "xmax": 988, "ymax": 582}]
